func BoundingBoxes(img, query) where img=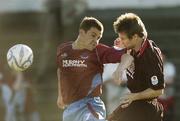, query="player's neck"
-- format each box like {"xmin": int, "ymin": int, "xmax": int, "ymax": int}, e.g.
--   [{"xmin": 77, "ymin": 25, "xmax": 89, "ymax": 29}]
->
[
  {"xmin": 72, "ymin": 38, "xmax": 85, "ymax": 50},
  {"xmin": 134, "ymin": 38, "xmax": 144, "ymax": 52}
]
